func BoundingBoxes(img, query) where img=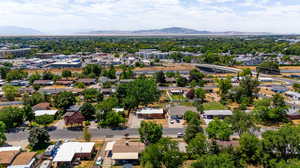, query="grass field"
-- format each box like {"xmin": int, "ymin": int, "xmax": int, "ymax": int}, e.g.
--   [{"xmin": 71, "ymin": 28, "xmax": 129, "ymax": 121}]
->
[{"xmin": 203, "ymin": 102, "xmax": 228, "ymax": 110}]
